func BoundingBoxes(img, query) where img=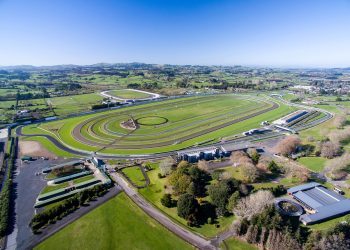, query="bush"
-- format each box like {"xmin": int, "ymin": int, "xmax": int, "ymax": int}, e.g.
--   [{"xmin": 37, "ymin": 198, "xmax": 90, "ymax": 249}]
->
[{"xmin": 160, "ymin": 194, "xmax": 174, "ymax": 208}]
